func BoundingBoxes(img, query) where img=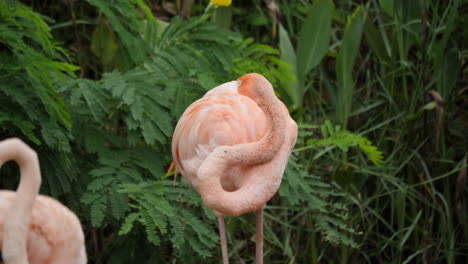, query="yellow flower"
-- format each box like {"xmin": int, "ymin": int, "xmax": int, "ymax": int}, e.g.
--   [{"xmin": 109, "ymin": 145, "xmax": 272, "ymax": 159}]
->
[{"xmin": 211, "ymin": 0, "xmax": 232, "ymax": 7}]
